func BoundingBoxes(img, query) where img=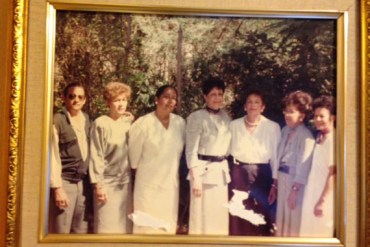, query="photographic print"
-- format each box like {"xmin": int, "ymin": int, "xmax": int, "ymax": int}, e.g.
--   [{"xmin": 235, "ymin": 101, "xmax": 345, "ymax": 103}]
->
[{"xmin": 43, "ymin": 3, "xmax": 343, "ymax": 245}]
